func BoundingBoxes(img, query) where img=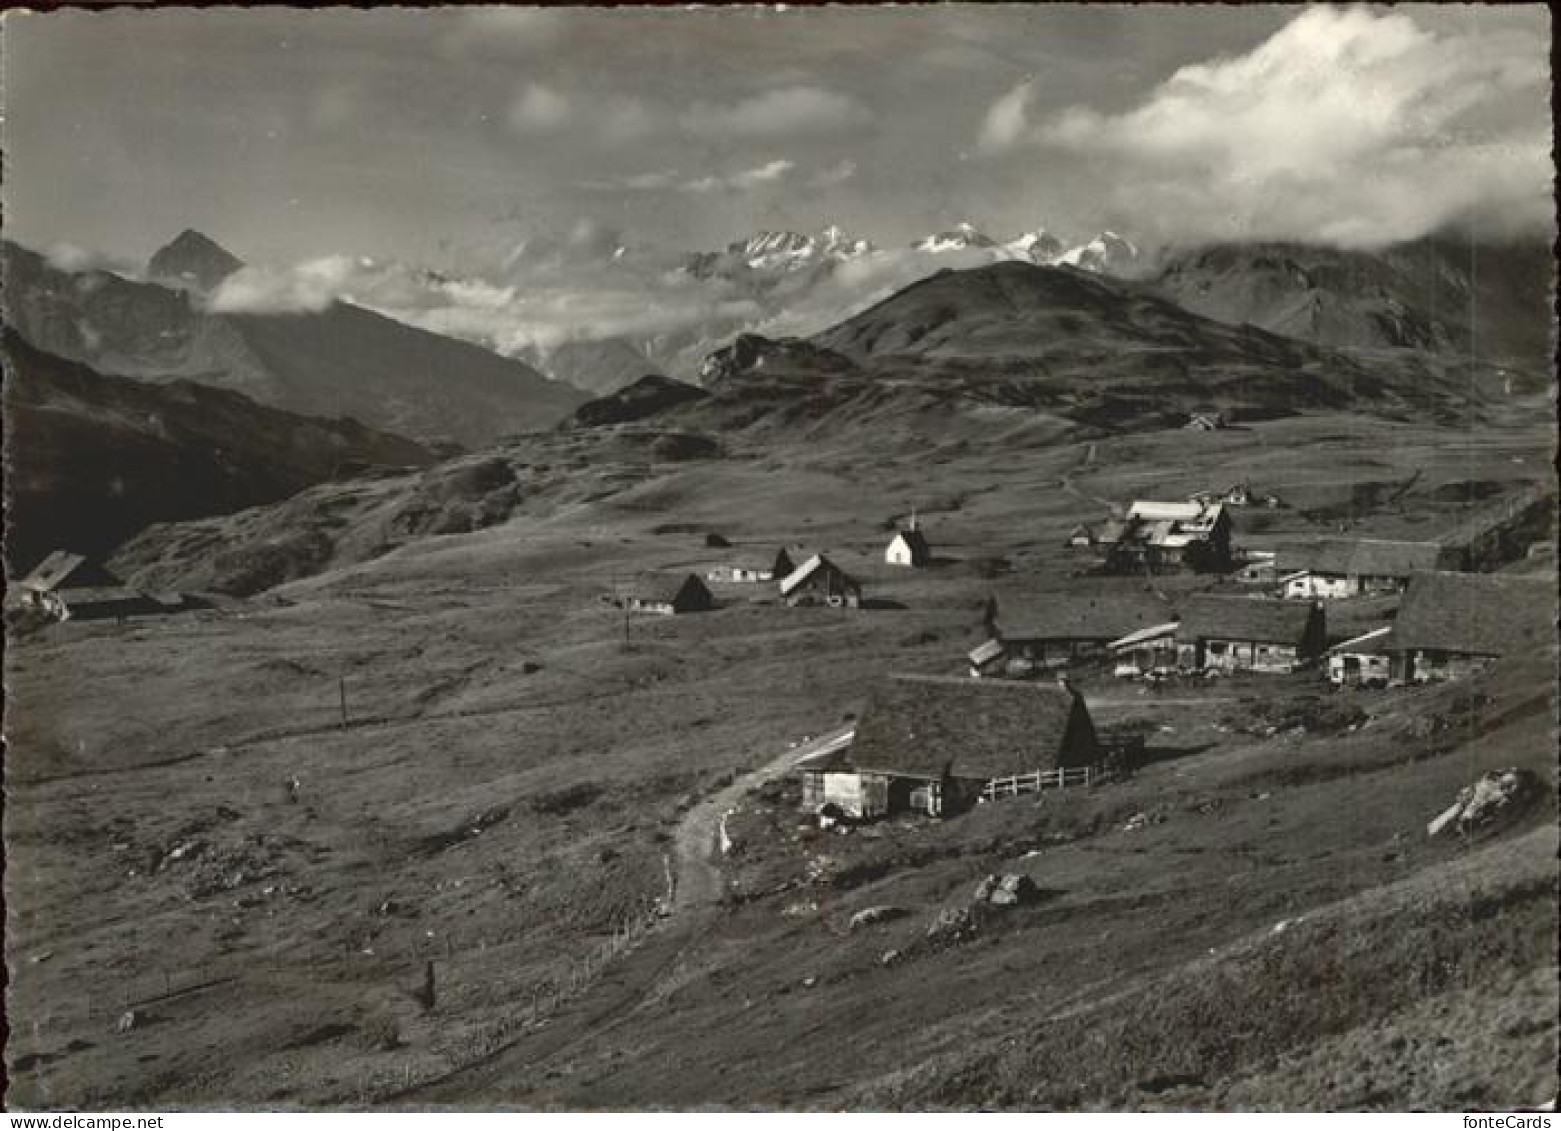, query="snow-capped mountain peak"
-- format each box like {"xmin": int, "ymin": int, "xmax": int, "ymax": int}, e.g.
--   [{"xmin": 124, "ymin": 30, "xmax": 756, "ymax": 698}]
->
[
  {"xmin": 685, "ymin": 226, "xmax": 876, "ymax": 278},
  {"xmin": 1002, "ymin": 227, "xmax": 1066, "ymax": 263},
  {"xmin": 1057, "ymin": 231, "xmax": 1141, "ymax": 274},
  {"xmin": 913, "ymin": 222, "xmax": 998, "ymax": 253}
]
